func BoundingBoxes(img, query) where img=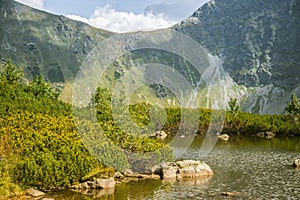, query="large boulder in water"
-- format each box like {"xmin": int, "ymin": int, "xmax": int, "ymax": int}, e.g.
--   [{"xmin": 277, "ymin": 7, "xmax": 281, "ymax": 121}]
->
[
  {"xmin": 176, "ymin": 160, "xmax": 213, "ymax": 178},
  {"xmin": 154, "ymin": 160, "xmax": 213, "ymax": 180}
]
